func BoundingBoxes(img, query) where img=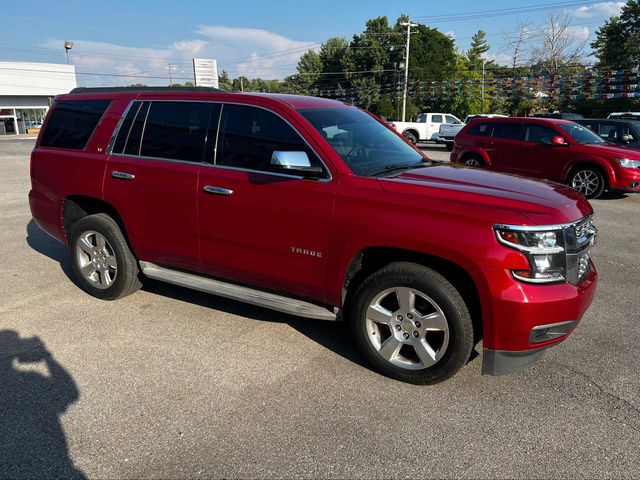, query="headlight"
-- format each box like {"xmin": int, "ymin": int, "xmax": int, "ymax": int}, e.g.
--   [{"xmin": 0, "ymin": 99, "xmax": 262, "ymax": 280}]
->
[
  {"xmin": 495, "ymin": 227, "xmax": 566, "ymax": 283},
  {"xmin": 615, "ymin": 158, "xmax": 640, "ymax": 168}
]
